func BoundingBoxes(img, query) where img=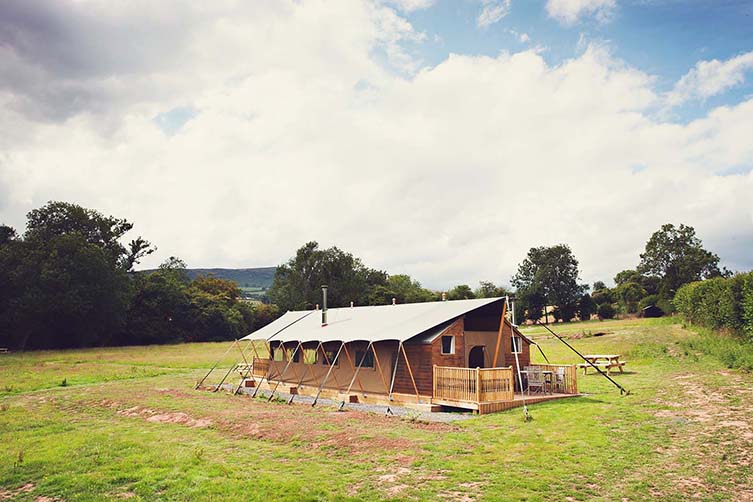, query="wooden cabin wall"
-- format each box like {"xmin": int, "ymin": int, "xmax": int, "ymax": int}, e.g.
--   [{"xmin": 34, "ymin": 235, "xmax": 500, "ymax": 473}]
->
[{"xmin": 394, "ymin": 317, "xmax": 464, "ymax": 396}]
